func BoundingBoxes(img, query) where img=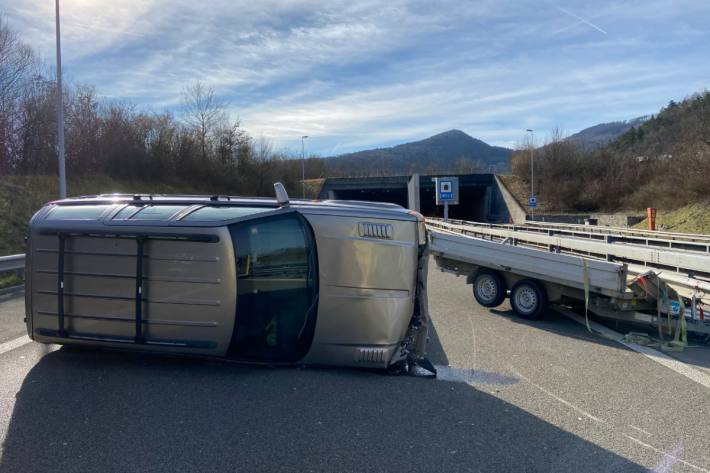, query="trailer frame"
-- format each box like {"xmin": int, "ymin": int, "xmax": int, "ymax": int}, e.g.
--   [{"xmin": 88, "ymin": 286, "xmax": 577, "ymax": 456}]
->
[{"xmin": 428, "ymin": 226, "xmax": 710, "ymax": 336}]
